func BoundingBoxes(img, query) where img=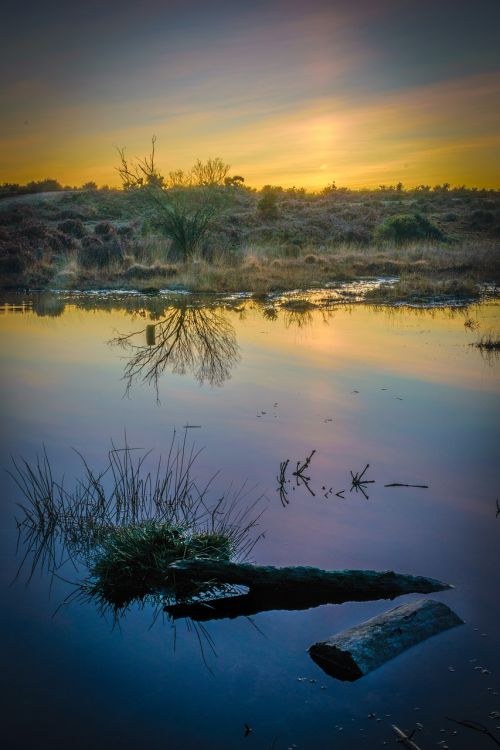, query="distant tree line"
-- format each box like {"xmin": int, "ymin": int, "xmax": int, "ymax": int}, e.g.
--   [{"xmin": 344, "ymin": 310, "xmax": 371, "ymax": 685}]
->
[
  {"xmin": 0, "ymin": 179, "xmax": 110, "ymax": 199},
  {"xmin": 1, "ymin": 168, "xmax": 498, "ymax": 202}
]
